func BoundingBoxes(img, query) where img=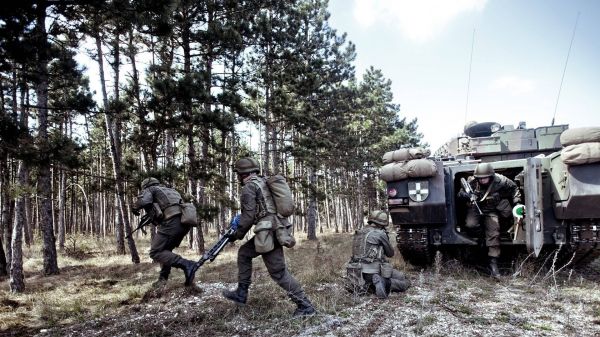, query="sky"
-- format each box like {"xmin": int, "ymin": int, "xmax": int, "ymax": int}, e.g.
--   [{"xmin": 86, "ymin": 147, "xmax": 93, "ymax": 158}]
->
[{"xmin": 327, "ymin": 0, "xmax": 600, "ymax": 151}]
